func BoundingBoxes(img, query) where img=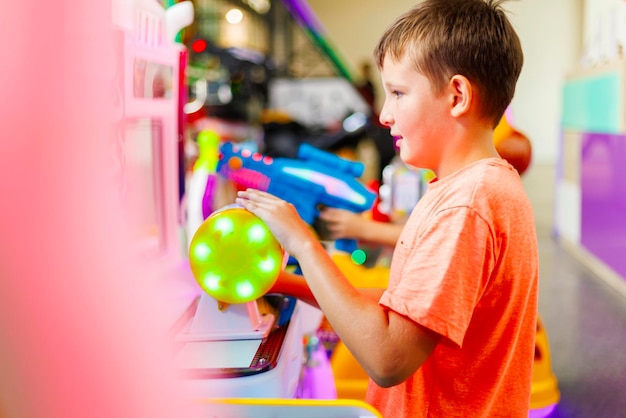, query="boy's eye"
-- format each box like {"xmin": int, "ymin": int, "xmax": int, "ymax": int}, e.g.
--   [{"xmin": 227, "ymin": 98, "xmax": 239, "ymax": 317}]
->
[{"xmin": 392, "ymin": 90, "xmax": 403, "ymax": 98}]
